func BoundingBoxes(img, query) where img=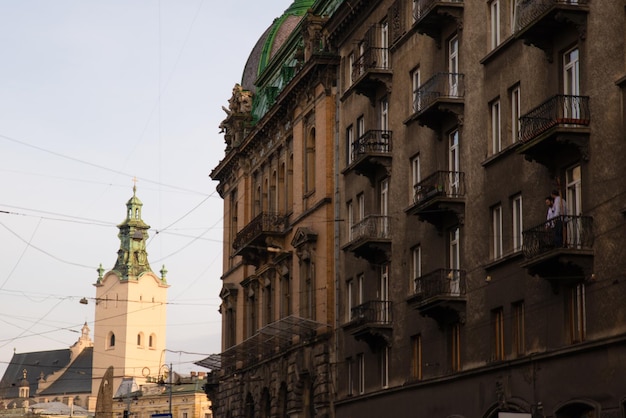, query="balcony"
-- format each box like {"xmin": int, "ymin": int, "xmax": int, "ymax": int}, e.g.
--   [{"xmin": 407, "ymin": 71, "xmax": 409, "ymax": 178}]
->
[
  {"xmin": 515, "ymin": 0, "xmax": 589, "ymax": 58},
  {"xmin": 351, "ymin": 46, "xmax": 392, "ymax": 105},
  {"xmin": 406, "ymin": 73, "xmax": 464, "ymax": 131},
  {"xmin": 344, "ymin": 130, "xmax": 392, "ymax": 184},
  {"xmin": 343, "ymin": 215, "xmax": 391, "ymax": 263},
  {"xmin": 413, "ymin": 0, "xmax": 464, "ymax": 46},
  {"xmin": 517, "ymin": 95, "xmax": 590, "ymax": 167},
  {"xmin": 407, "ymin": 268, "xmax": 466, "ymax": 325},
  {"xmin": 521, "ymin": 215, "xmax": 594, "ymax": 283},
  {"xmin": 405, "ymin": 171, "xmax": 465, "ymax": 229},
  {"xmin": 344, "ymin": 300, "xmax": 393, "ymax": 349},
  {"xmin": 233, "ymin": 212, "xmax": 288, "ymax": 266}
]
